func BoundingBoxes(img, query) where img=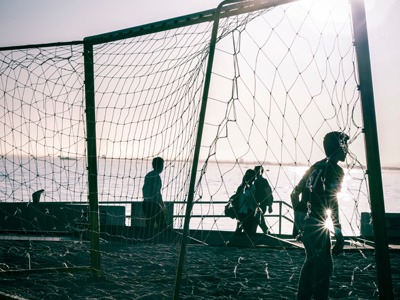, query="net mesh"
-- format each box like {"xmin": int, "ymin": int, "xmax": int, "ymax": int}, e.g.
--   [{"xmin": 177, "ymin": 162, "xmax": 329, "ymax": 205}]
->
[
  {"xmin": 0, "ymin": 0, "xmax": 390, "ymax": 299},
  {"xmin": 1, "ymin": 45, "xmax": 86, "ymax": 203}
]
